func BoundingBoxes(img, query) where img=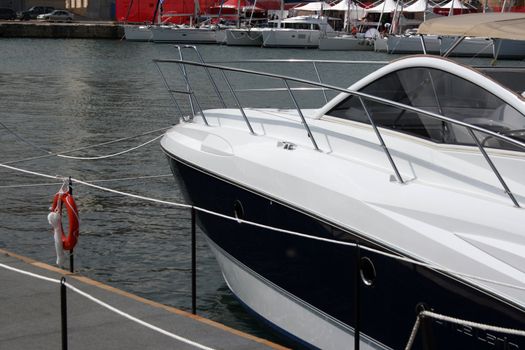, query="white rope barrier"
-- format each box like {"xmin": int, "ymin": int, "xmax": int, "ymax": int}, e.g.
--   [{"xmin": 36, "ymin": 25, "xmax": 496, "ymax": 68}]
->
[
  {"xmin": 72, "ymin": 177, "xmax": 192, "ymax": 209},
  {"xmin": 0, "ymin": 263, "xmax": 216, "ymax": 350},
  {"xmin": 0, "ymin": 263, "xmax": 60, "ymax": 284},
  {"xmin": 405, "ymin": 310, "xmax": 525, "ymax": 350},
  {"xmin": 65, "ymin": 283, "xmax": 217, "ymax": 350},
  {"xmin": 2, "ymin": 162, "xmax": 525, "ymax": 293},
  {"xmin": 0, "ymin": 174, "xmax": 172, "ymax": 189},
  {"xmin": 195, "ymin": 206, "xmax": 358, "ymax": 248}
]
